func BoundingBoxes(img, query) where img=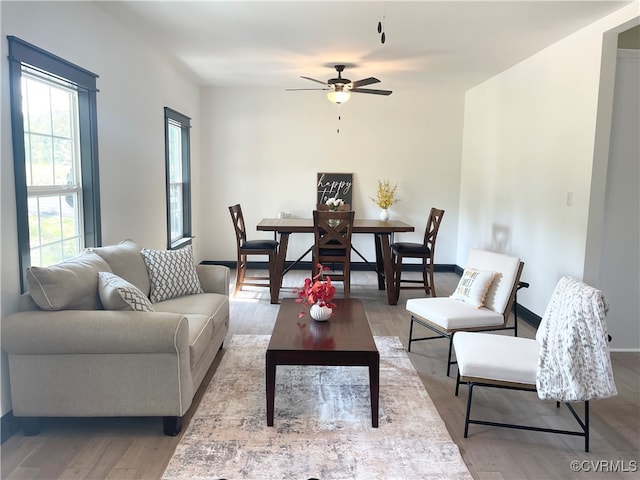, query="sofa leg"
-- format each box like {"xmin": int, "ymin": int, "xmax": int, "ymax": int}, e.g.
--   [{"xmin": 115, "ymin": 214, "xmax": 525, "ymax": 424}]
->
[
  {"xmin": 163, "ymin": 416, "xmax": 183, "ymax": 436},
  {"xmin": 22, "ymin": 417, "xmax": 40, "ymax": 436}
]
